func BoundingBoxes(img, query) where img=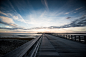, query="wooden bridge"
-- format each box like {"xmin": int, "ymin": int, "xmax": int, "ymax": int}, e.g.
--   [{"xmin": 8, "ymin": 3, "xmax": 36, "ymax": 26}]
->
[{"xmin": 2, "ymin": 34, "xmax": 86, "ymax": 57}]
